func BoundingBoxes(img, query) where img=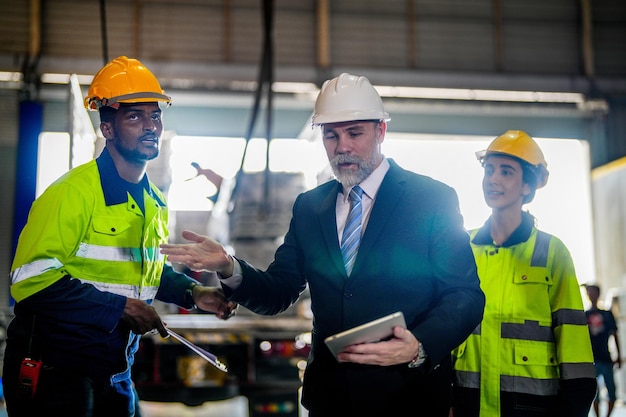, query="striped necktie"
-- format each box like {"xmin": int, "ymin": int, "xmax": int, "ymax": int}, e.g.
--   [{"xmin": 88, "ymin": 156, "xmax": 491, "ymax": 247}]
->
[{"xmin": 341, "ymin": 185, "xmax": 364, "ymax": 276}]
